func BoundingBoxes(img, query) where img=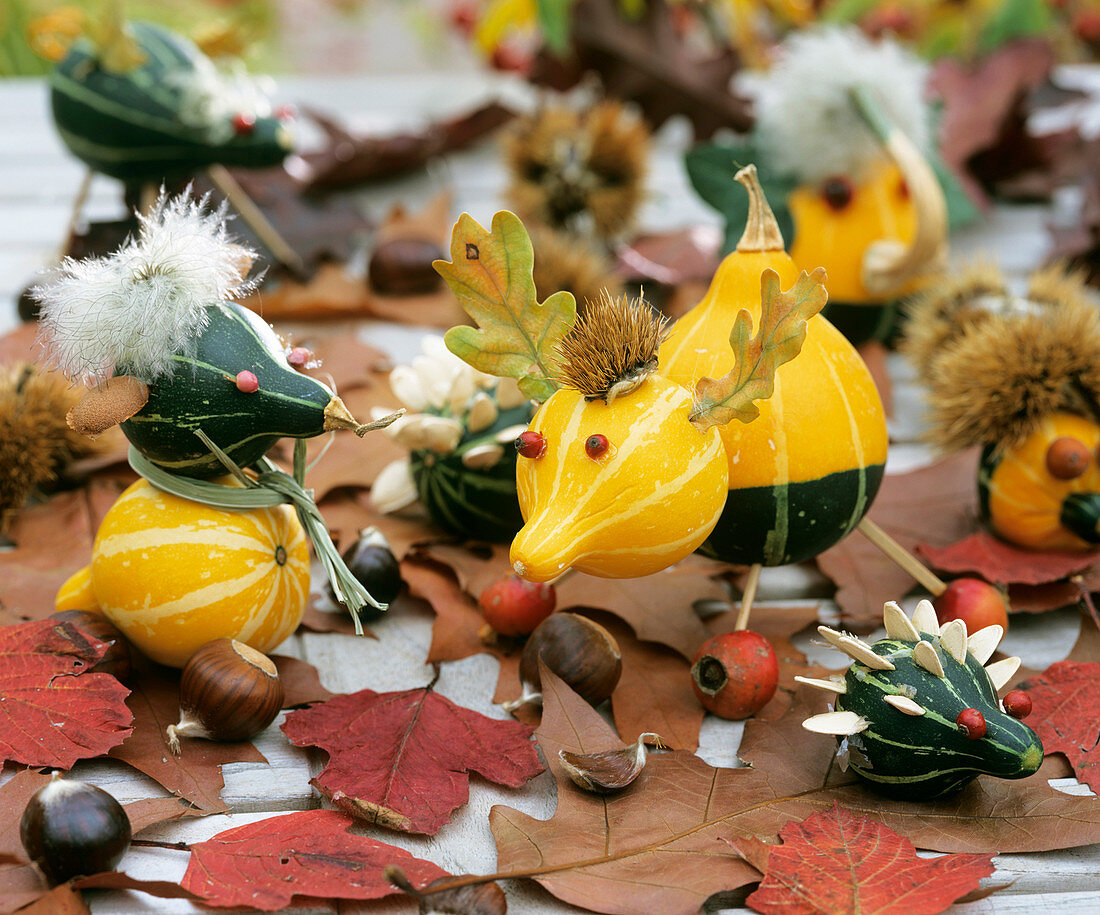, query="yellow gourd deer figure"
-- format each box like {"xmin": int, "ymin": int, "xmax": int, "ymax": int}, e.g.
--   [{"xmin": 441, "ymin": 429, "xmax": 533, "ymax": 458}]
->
[{"xmin": 436, "ymin": 166, "xmax": 887, "ymax": 587}]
